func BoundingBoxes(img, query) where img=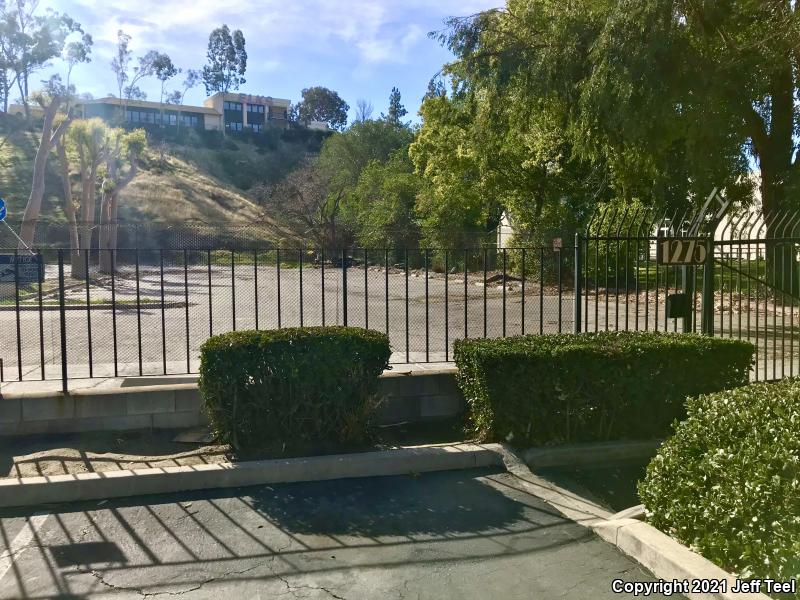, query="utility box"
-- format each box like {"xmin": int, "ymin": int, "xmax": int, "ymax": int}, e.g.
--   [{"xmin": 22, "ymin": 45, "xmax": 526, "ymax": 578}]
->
[{"xmin": 666, "ymin": 293, "xmax": 690, "ymax": 319}]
